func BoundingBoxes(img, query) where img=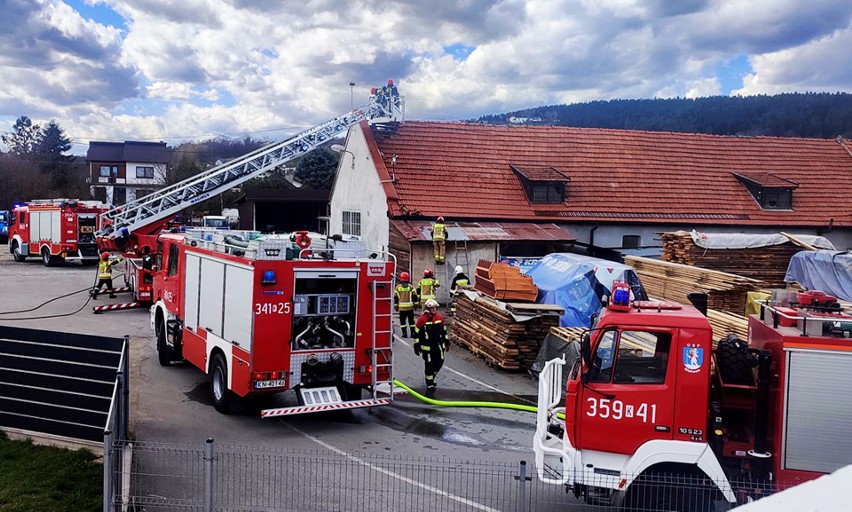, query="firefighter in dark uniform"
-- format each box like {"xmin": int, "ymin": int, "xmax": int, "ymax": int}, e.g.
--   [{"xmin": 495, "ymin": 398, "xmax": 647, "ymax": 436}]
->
[
  {"xmin": 92, "ymin": 251, "xmax": 122, "ymax": 299},
  {"xmin": 449, "ymin": 265, "xmax": 470, "ymax": 316},
  {"xmin": 394, "ymin": 272, "xmax": 419, "ymax": 338},
  {"xmin": 414, "ymin": 299, "xmax": 448, "ymax": 393},
  {"xmin": 431, "ymin": 216, "xmax": 447, "ymax": 264}
]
